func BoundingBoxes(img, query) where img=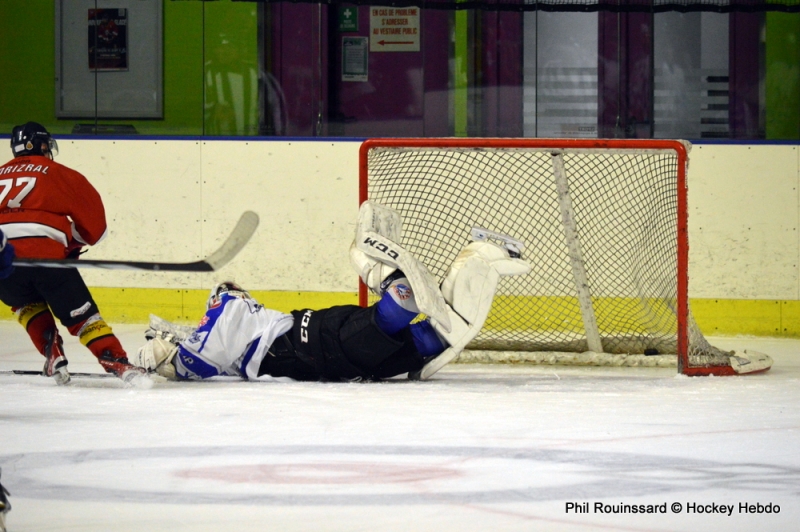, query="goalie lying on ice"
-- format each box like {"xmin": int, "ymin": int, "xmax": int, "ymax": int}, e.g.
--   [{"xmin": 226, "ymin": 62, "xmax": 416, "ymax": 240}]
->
[{"xmin": 133, "ymin": 201, "xmax": 531, "ymax": 382}]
